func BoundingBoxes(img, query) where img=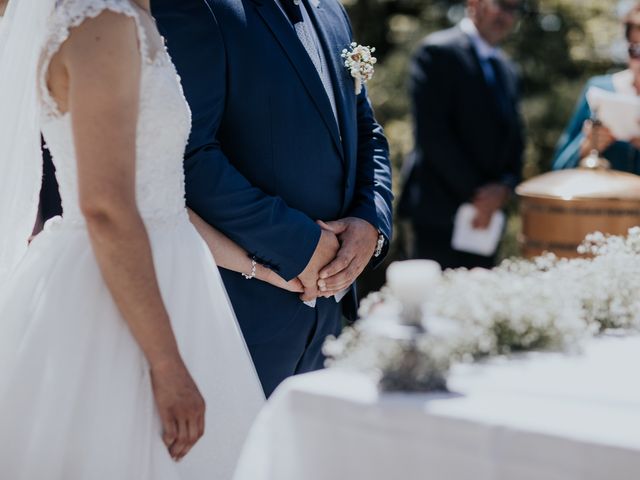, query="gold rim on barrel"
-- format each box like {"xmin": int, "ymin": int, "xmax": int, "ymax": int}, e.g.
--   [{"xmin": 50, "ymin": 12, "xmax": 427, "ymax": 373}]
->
[{"xmin": 516, "ymin": 153, "xmax": 640, "ymax": 258}]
